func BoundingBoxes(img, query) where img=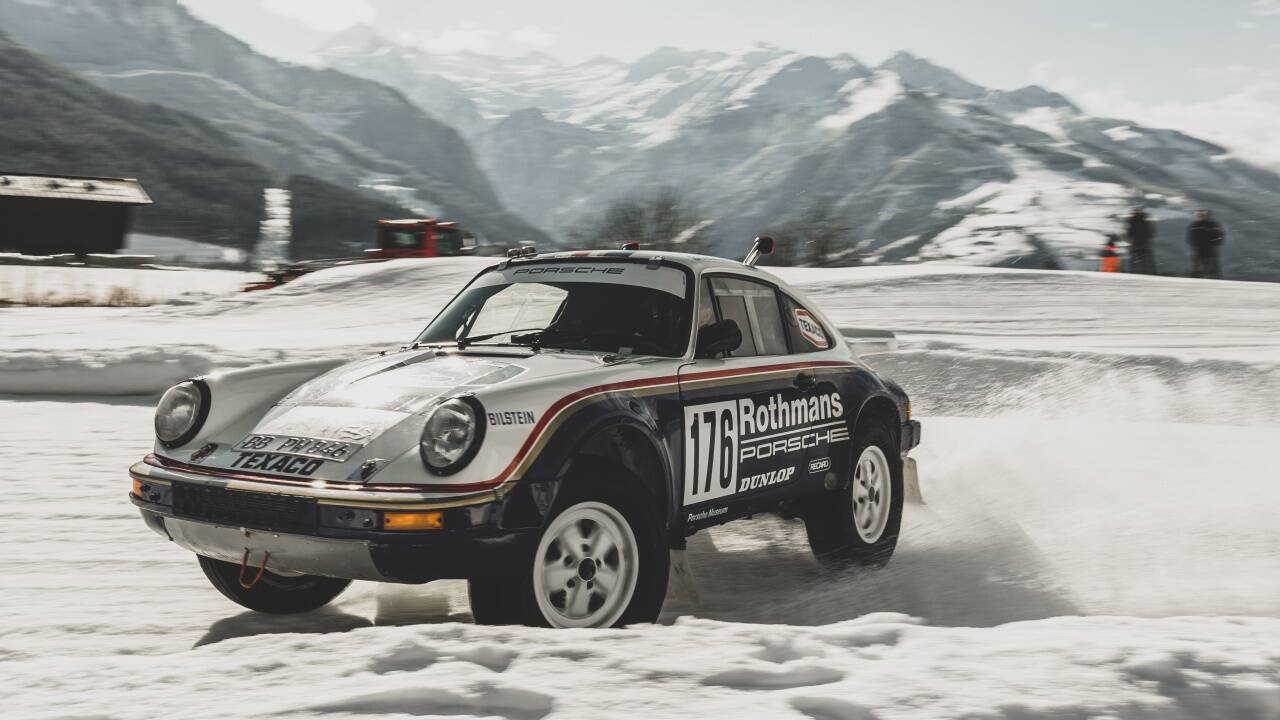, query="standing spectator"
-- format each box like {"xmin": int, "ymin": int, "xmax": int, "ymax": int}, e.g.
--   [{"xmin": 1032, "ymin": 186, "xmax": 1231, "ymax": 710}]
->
[
  {"xmin": 1186, "ymin": 208, "xmax": 1225, "ymax": 279},
  {"xmin": 1125, "ymin": 207, "xmax": 1157, "ymax": 274},
  {"xmin": 1099, "ymin": 235, "xmax": 1122, "ymax": 273}
]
